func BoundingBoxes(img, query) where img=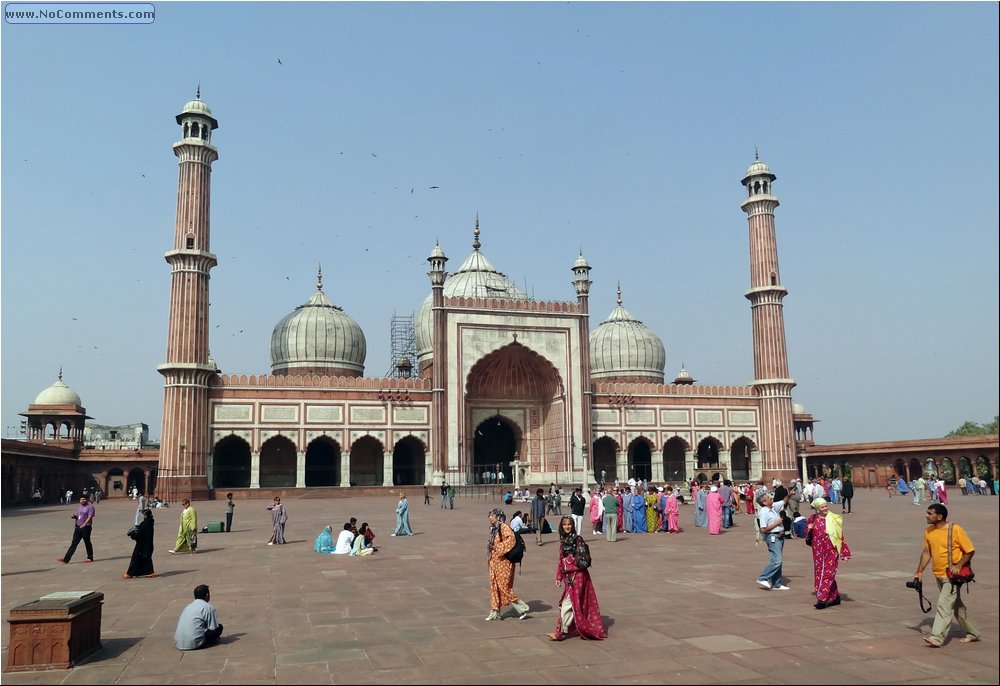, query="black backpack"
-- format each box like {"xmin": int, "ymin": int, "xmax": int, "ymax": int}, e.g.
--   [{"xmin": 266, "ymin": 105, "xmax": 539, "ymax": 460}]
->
[{"xmin": 504, "ymin": 529, "xmax": 526, "ymax": 564}]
